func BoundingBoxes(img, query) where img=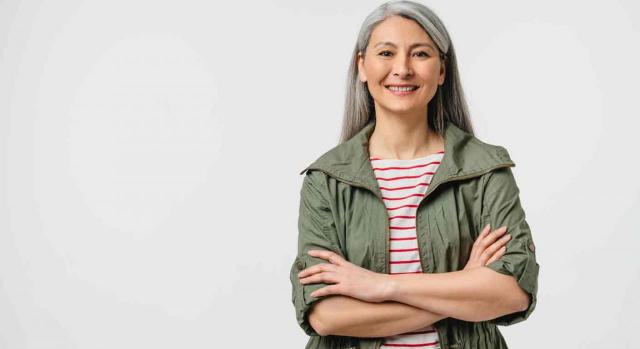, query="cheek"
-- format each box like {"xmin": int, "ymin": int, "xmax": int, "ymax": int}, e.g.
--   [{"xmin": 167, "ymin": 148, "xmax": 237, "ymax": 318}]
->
[
  {"xmin": 365, "ymin": 61, "xmax": 389, "ymax": 82},
  {"xmin": 425, "ymin": 62, "xmax": 443, "ymax": 79}
]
